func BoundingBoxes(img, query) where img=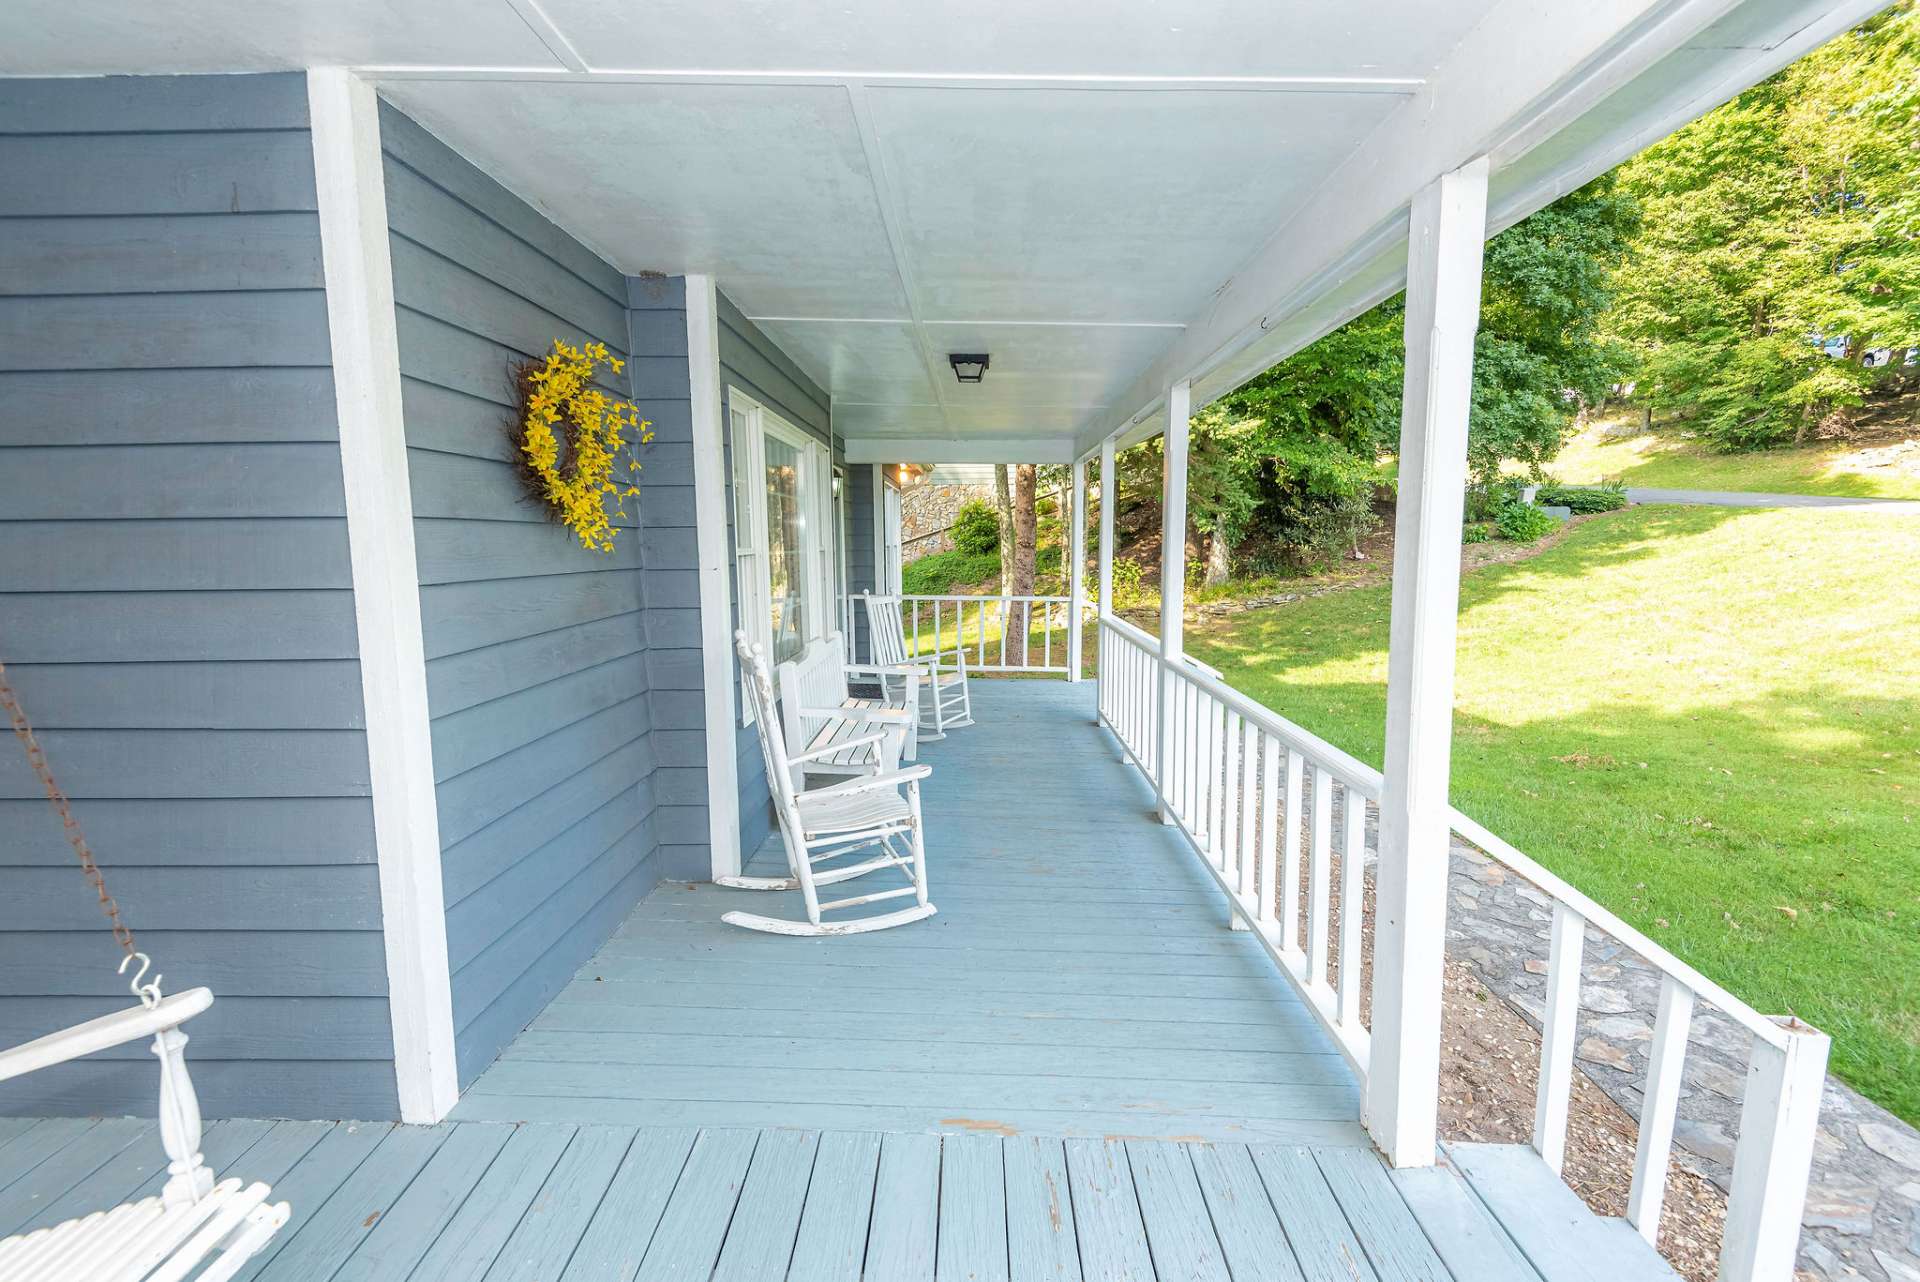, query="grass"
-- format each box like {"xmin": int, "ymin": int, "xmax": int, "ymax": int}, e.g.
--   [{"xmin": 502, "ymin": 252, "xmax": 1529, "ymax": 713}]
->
[
  {"xmin": 1549, "ymin": 418, "xmax": 1920, "ymax": 500},
  {"xmin": 1183, "ymin": 503, "xmax": 1920, "ymax": 1123}
]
